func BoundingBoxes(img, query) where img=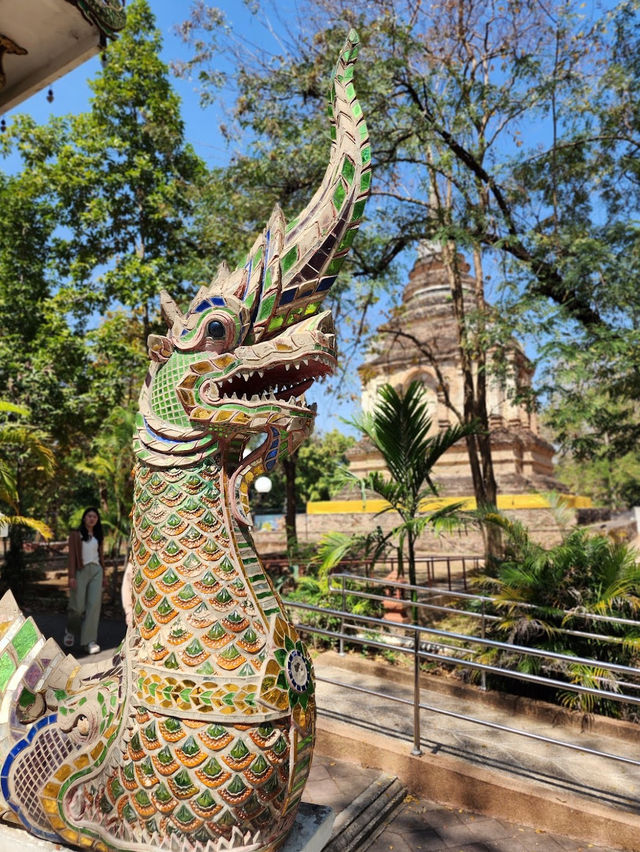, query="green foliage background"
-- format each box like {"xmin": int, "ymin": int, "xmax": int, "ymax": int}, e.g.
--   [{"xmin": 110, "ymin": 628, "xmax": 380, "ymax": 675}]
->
[{"xmin": 2, "ymin": 0, "xmax": 640, "ymax": 572}]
